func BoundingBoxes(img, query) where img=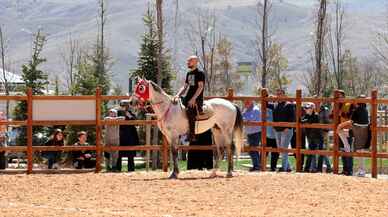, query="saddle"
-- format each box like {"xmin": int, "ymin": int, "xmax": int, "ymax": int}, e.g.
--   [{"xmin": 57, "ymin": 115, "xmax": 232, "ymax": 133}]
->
[
  {"xmin": 195, "ymin": 103, "xmax": 215, "ymax": 121},
  {"xmin": 175, "ymin": 99, "xmax": 215, "ymax": 121}
]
